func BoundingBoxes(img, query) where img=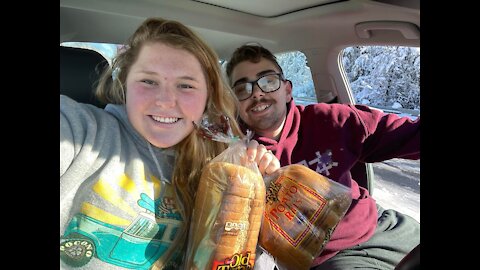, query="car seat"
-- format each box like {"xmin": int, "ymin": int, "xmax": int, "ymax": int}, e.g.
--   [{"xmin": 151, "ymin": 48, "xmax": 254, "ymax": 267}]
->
[
  {"xmin": 351, "ymin": 162, "xmax": 375, "ymax": 195},
  {"xmin": 60, "ymin": 46, "xmax": 109, "ymax": 108}
]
